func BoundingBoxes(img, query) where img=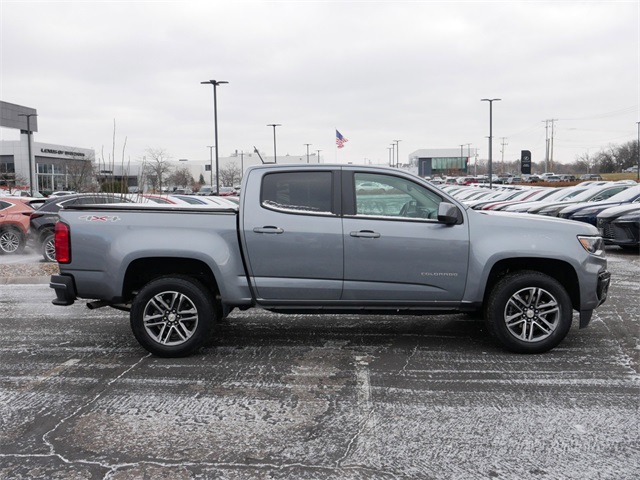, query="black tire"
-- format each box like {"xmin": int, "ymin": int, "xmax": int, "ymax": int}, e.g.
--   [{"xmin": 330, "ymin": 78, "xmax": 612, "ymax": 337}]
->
[
  {"xmin": 130, "ymin": 276, "xmax": 216, "ymax": 357},
  {"xmin": 484, "ymin": 271, "xmax": 573, "ymax": 353},
  {"xmin": 0, "ymin": 227, "xmax": 25, "ymax": 255},
  {"xmin": 42, "ymin": 233, "xmax": 56, "ymax": 262}
]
